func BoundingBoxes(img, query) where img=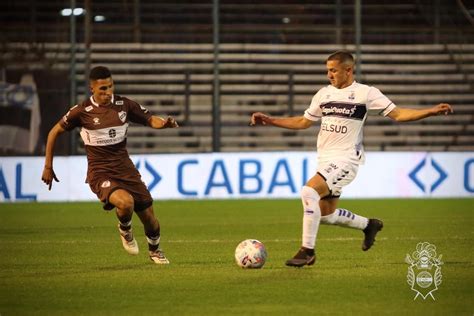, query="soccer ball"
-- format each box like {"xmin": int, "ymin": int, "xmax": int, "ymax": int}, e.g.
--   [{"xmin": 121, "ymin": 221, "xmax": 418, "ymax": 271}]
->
[{"xmin": 234, "ymin": 239, "xmax": 267, "ymax": 269}]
